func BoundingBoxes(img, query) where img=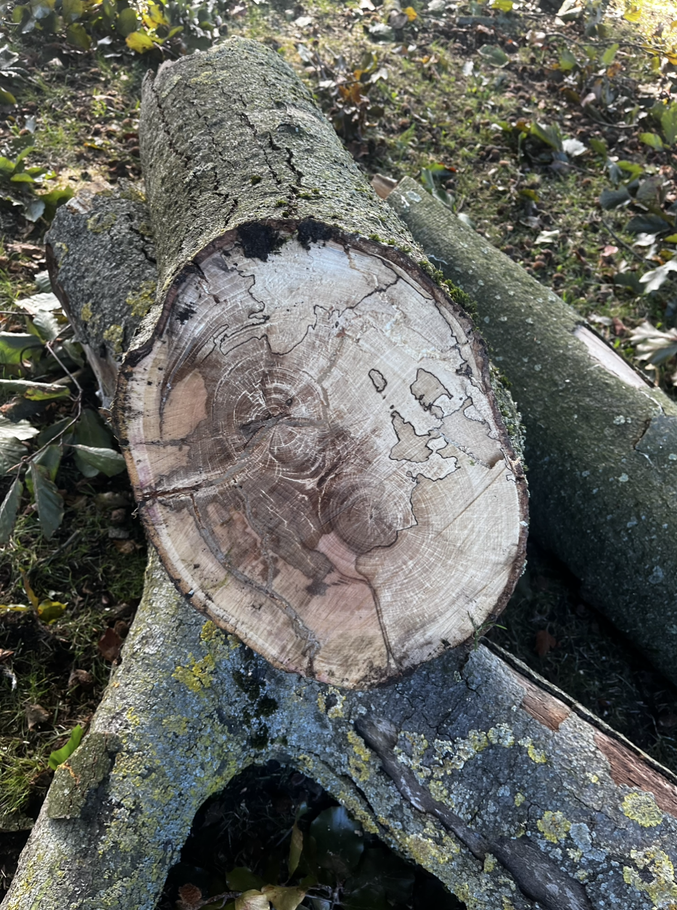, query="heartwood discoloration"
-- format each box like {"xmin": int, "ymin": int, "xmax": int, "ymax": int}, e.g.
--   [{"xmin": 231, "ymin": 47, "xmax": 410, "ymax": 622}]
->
[{"xmin": 119, "ymin": 231, "xmax": 526, "ymax": 688}]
